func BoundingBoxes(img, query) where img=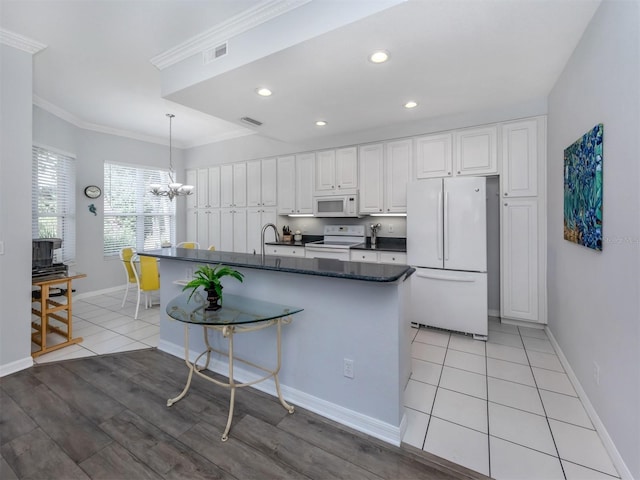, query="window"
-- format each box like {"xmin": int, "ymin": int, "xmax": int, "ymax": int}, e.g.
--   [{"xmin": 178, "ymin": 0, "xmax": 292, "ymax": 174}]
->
[
  {"xmin": 103, "ymin": 162, "xmax": 175, "ymax": 256},
  {"xmin": 32, "ymin": 146, "xmax": 76, "ymax": 263}
]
